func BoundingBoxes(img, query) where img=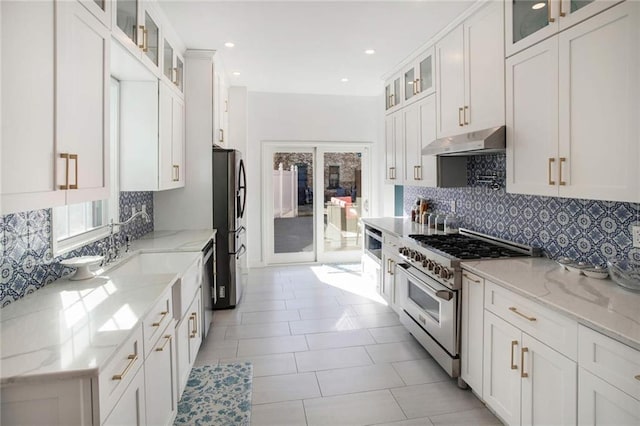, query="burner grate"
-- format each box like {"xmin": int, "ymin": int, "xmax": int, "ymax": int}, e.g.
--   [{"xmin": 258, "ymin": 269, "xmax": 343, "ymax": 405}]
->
[{"xmin": 408, "ymin": 233, "xmax": 529, "ymax": 260}]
